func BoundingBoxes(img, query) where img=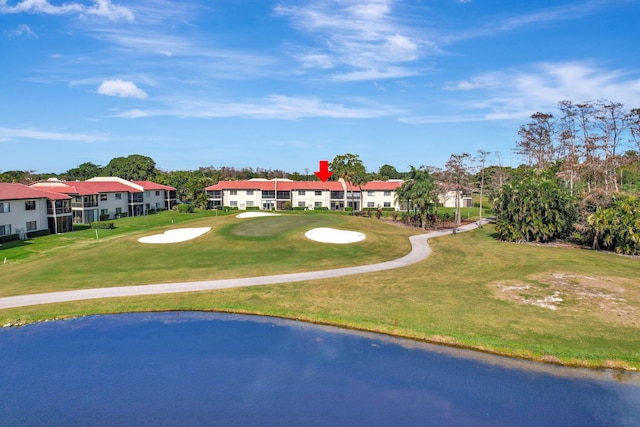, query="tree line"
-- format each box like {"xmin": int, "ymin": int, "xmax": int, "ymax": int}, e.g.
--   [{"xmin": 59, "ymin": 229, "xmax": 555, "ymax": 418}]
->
[{"xmin": 496, "ymin": 99, "xmax": 640, "ymax": 255}]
